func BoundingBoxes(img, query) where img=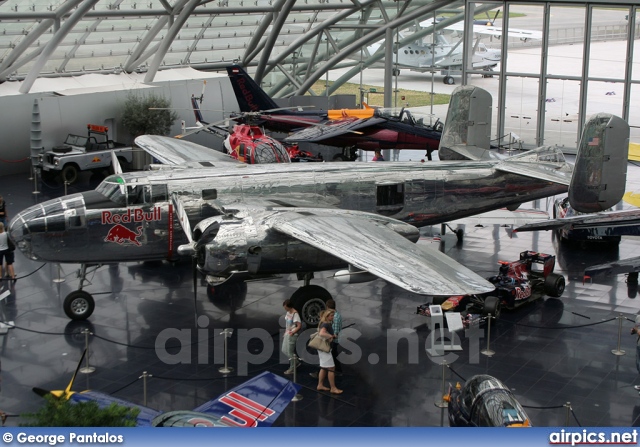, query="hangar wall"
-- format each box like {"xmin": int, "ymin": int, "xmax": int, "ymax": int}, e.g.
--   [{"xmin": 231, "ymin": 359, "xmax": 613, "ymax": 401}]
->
[{"xmin": 0, "ymin": 70, "xmax": 237, "ymax": 177}]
